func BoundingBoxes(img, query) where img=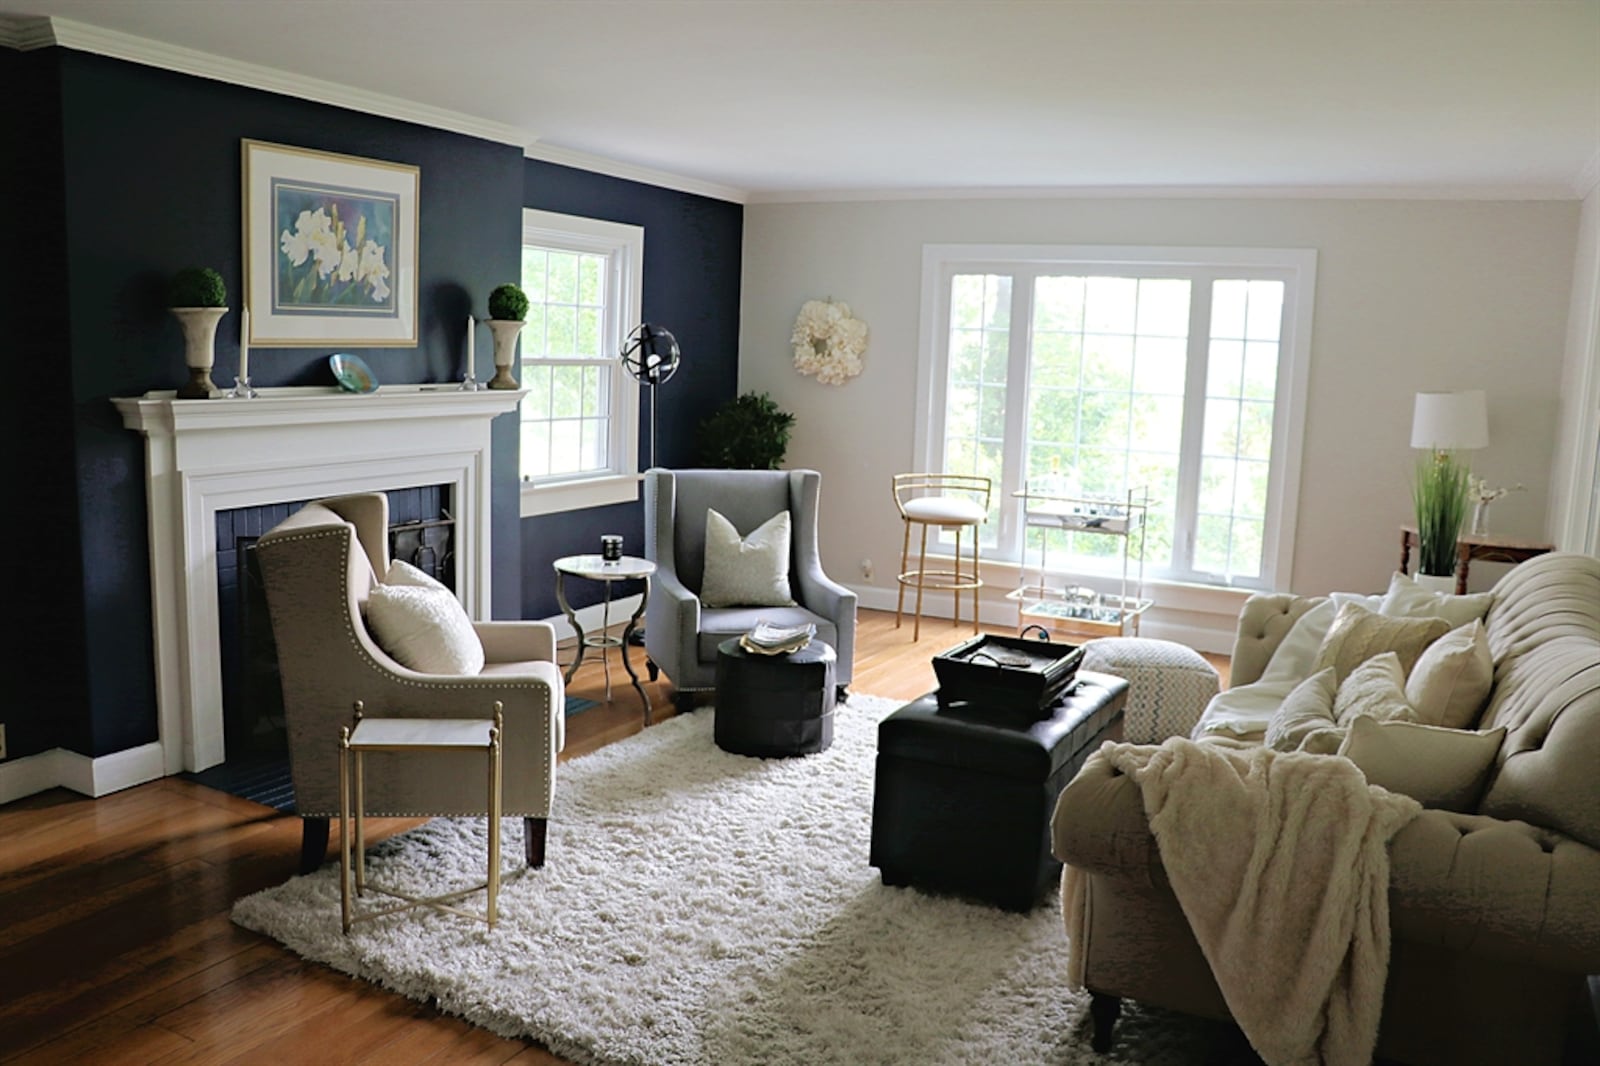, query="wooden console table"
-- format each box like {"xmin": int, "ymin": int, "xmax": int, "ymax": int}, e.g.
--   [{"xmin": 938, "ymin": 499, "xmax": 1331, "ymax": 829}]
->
[{"xmin": 1399, "ymin": 525, "xmax": 1556, "ymax": 594}]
